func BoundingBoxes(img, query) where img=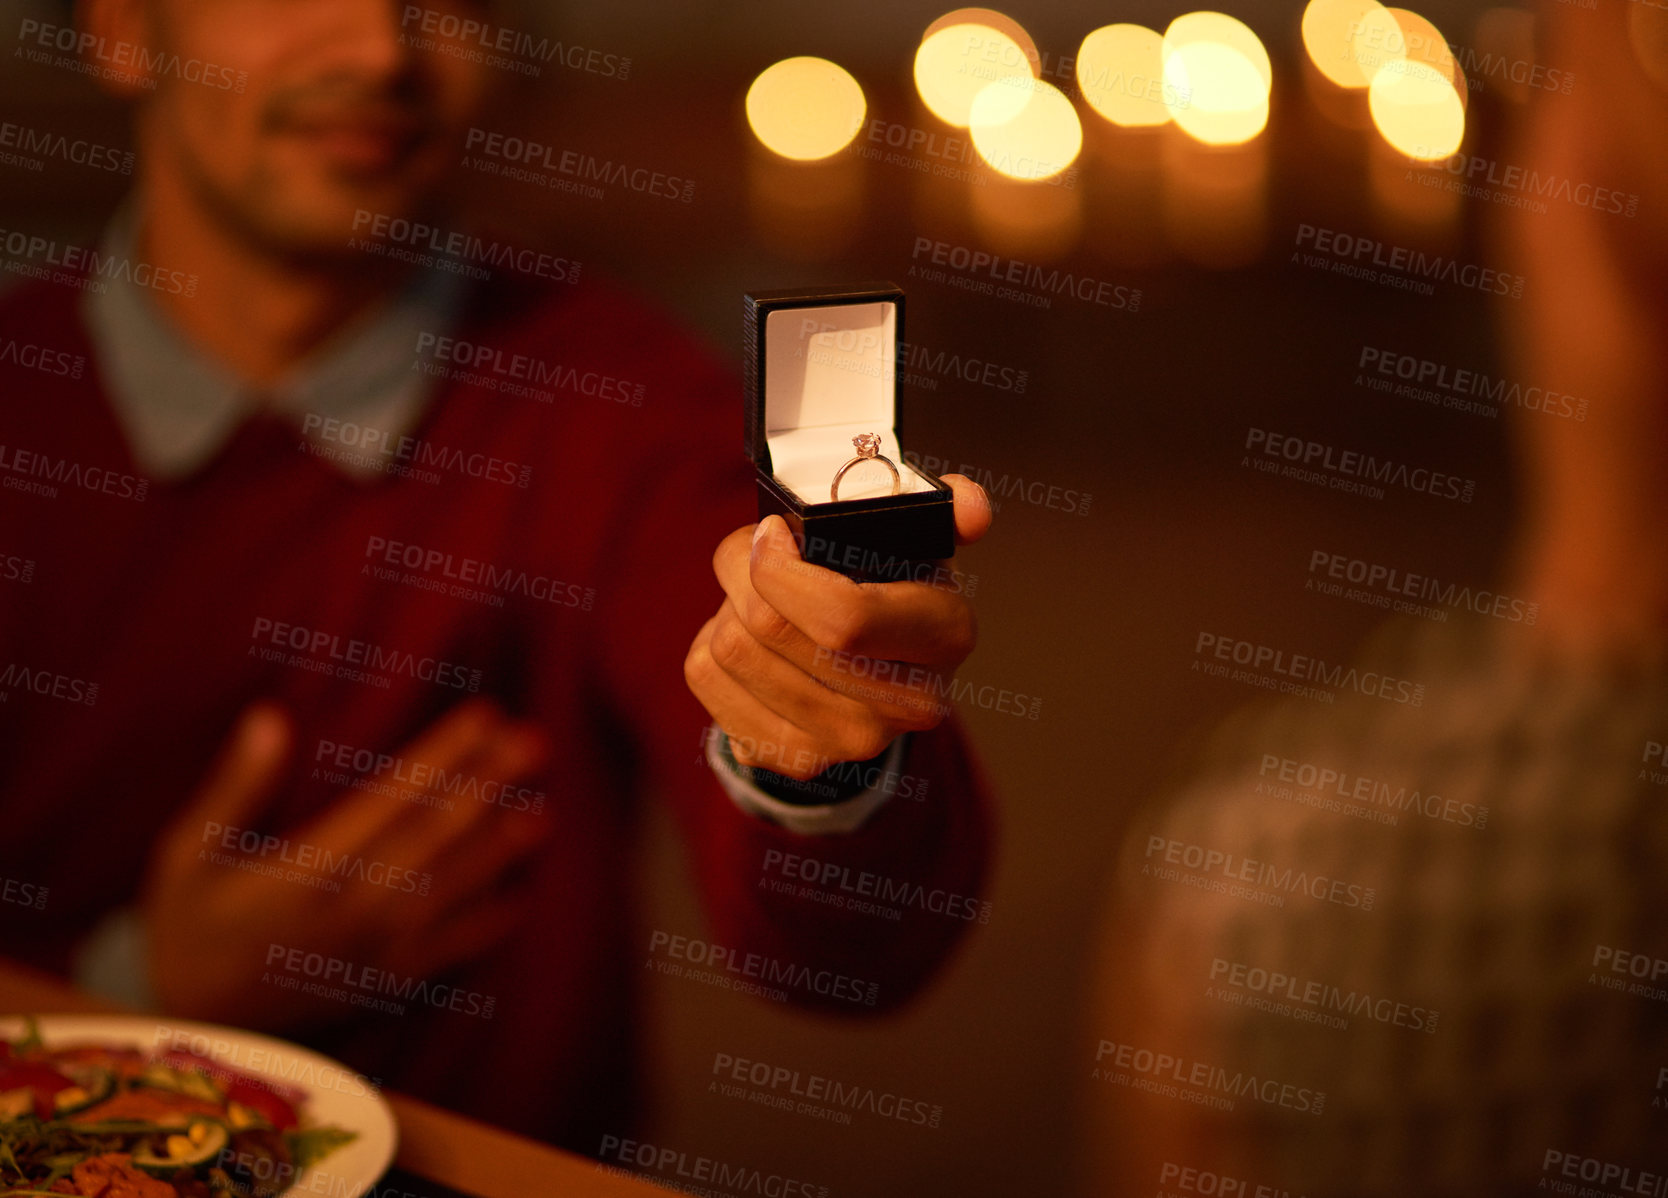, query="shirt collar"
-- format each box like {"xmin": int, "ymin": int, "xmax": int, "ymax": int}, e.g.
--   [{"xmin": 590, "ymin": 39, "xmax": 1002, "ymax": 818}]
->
[{"xmin": 81, "ymin": 205, "xmax": 466, "ymax": 481}]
